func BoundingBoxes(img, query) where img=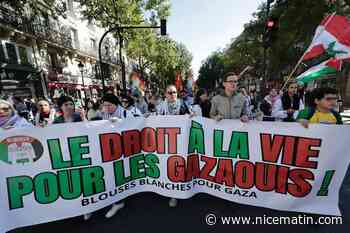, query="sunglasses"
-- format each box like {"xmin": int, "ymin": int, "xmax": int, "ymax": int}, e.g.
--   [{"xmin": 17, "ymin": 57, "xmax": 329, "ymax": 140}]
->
[
  {"xmin": 225, "ymin": 80, "xmax": 238, "ymax": 83},
  {"xmin": 324, "ymin": 97, "xmax": 338, "ymax": 101},
  {"xmin": 0, "ymin": 107, "xmax": 10, "ymax": 112},
  {"xmin": 168, "ymin": 91, "xmax": 177, "ymax": 95}
]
